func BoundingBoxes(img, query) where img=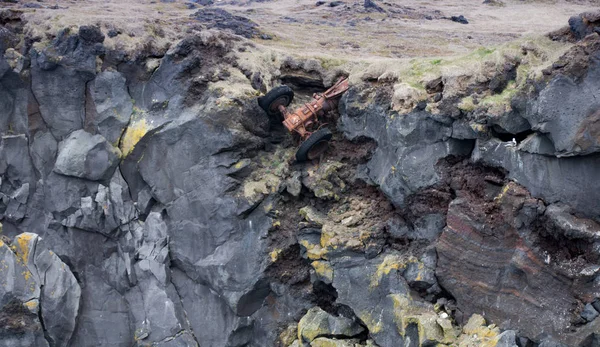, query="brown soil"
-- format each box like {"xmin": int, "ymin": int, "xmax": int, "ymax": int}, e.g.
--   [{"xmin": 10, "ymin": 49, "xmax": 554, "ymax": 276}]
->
[{"xmin": 0, "ymin": 300, "xmax": 39, "ymax": 337}]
